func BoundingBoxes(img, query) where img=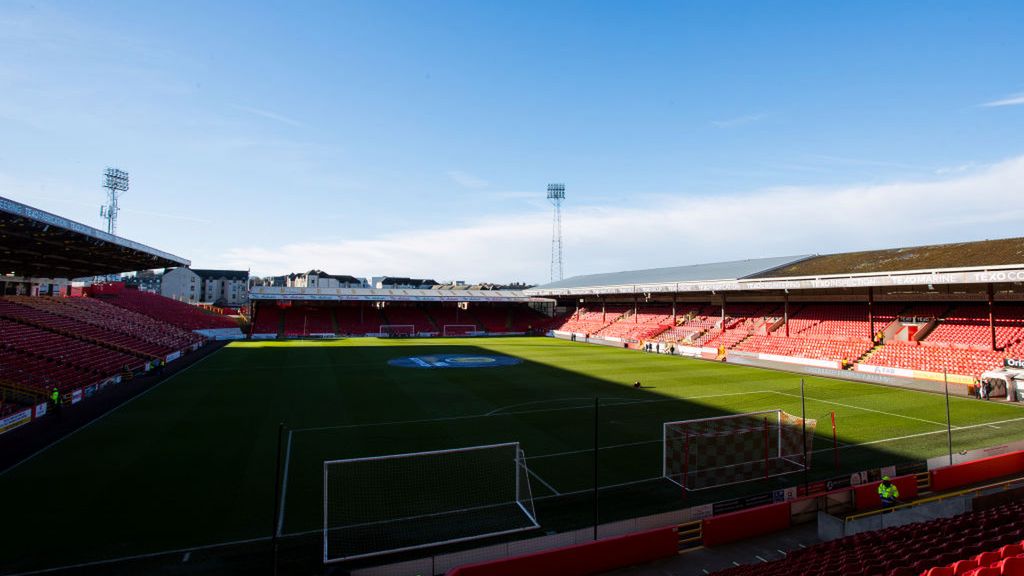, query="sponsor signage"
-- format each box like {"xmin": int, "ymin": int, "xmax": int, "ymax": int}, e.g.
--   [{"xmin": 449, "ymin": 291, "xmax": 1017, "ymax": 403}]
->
[
  {"xmin": 0, "ymin": 408, "xmax": 33, "ymax": 435},
  {"xmin": 166, "ymin": 351, "xmax": 182, "ymax": 363},
  {"xmin": 1005, "ymin": 358, "xmax": 1024, "ymax": 369},
  {"xmin": 71, "ymin": 389, "xmax": 83, "ymax": 404},
  {"xmin": 34, "ymin": 403, "xmax": 47, "ymax": 418}
]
